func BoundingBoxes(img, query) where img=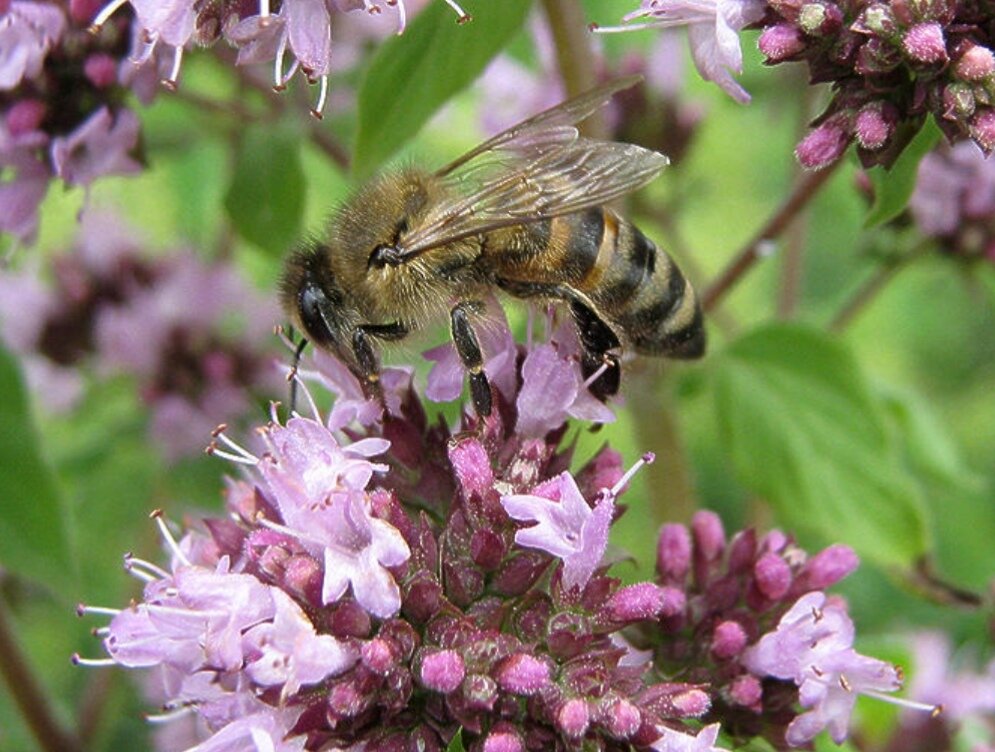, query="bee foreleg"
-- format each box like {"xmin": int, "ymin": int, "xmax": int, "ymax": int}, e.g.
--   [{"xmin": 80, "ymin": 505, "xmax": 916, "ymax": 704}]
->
[
  {"xmin": 351, "ymin": 326, "xmax": 387, "ymax": 404},
  {"xmin": 450, "ymin": 302, "xmax": 492, "ymax": 418},
  {"xmin": 569, "ymin": 300, "xmax": 622, "ymax": 401}
]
